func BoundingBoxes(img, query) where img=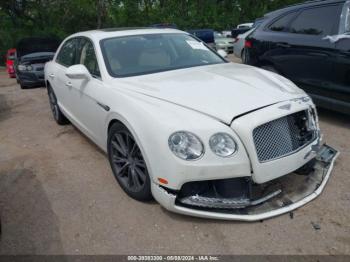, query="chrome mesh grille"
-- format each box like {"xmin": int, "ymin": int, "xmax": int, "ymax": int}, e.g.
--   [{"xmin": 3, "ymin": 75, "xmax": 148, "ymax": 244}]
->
[{"xmin": 253, "ymin": 110, "xmax": 316, "ymax": 162}]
